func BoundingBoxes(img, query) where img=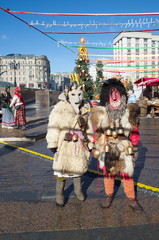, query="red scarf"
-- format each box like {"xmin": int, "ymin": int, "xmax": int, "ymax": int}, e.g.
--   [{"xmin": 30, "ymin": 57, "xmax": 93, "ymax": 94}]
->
[{"xmin": 15, "ymin": 92, "xmax": 24, "ymax": 104}]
